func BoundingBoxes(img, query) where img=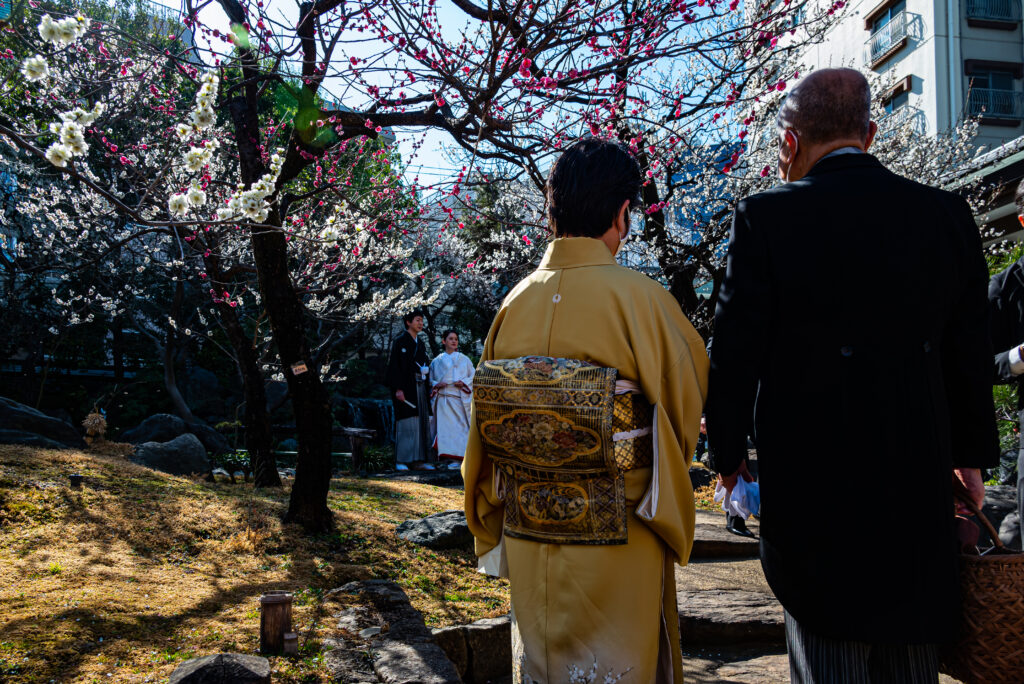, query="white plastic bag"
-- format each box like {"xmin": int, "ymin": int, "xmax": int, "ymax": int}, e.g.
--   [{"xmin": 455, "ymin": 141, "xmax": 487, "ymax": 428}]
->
[{"xmin": 714, "ymin": 478, "xmax": 761, "ymax": 518}]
